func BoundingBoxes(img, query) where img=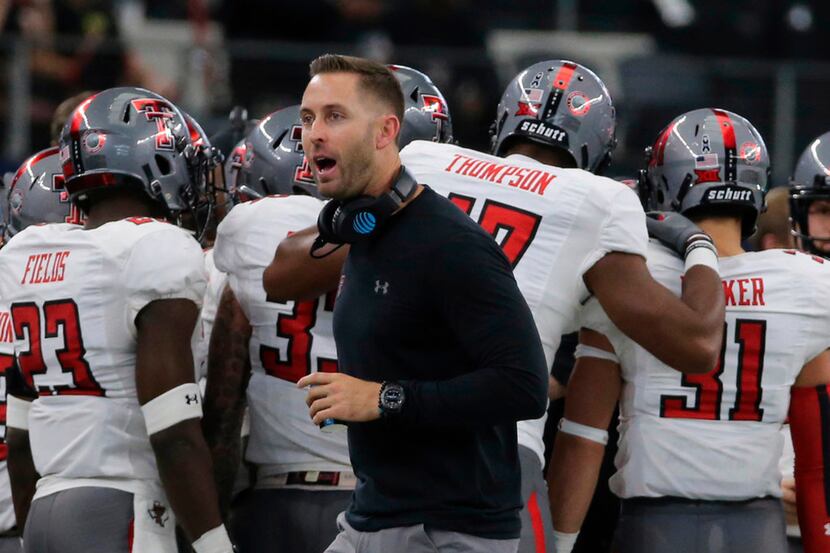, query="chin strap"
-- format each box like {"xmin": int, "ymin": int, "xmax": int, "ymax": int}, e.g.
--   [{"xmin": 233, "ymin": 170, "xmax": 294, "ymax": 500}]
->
[{"xmin": 789, "ymin": 384, "xmax": 830, "ymax": 553}]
